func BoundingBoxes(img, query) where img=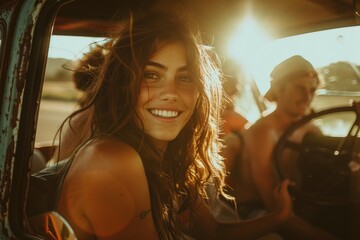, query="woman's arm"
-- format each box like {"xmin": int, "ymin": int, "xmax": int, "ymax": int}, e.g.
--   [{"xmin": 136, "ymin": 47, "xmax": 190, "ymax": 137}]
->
[
  {"xmin": 186, "ymin": 179, "xmax": 293, "ymax": 240},
  {"xmin": 57, "ymin": 138, "xmax": 158, "ymax": 240}
]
